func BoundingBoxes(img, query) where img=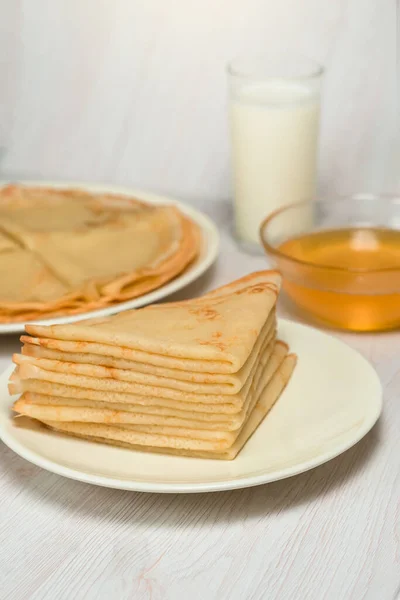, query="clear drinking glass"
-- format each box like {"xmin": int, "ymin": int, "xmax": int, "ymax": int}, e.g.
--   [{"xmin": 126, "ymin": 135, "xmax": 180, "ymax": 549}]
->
[{"xmin": 227, "ymin": 53, "xmax": 324, "ymax": 253}]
